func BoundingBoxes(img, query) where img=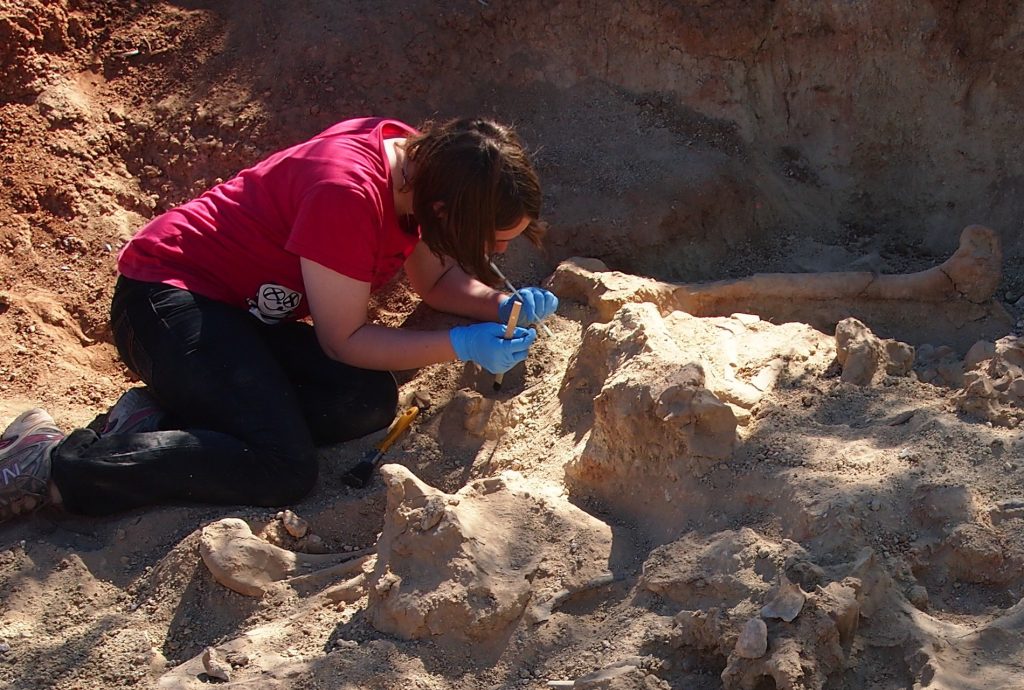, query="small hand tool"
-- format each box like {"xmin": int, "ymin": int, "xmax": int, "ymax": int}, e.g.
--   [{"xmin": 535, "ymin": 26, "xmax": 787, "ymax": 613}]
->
[
  {"xmin": 493, "ymin": 300, "xmax": 521, "ymax": 390},
  {"xmin": 489, "ymin": 260, "xmax": 555, "ymax": 337},
  {"xmin": 341, "ymin": 405, "xmax": 419, "ymax": 488}
]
